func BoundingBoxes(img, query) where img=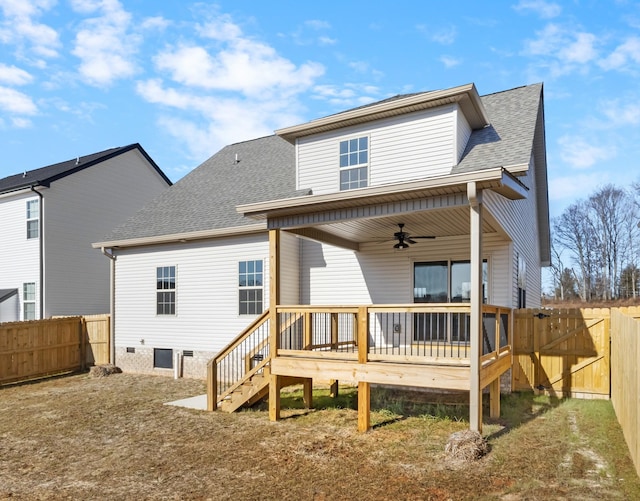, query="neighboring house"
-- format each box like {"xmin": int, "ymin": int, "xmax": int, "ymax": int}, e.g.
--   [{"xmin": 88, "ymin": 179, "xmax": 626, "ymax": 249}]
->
[
  {"xmin": 0, "ymin": 144, "xmax": 172, "ymax": 323},
  {"xmin": 95, "ymin": 82, "xmax": 549, "ymax": 429}
]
